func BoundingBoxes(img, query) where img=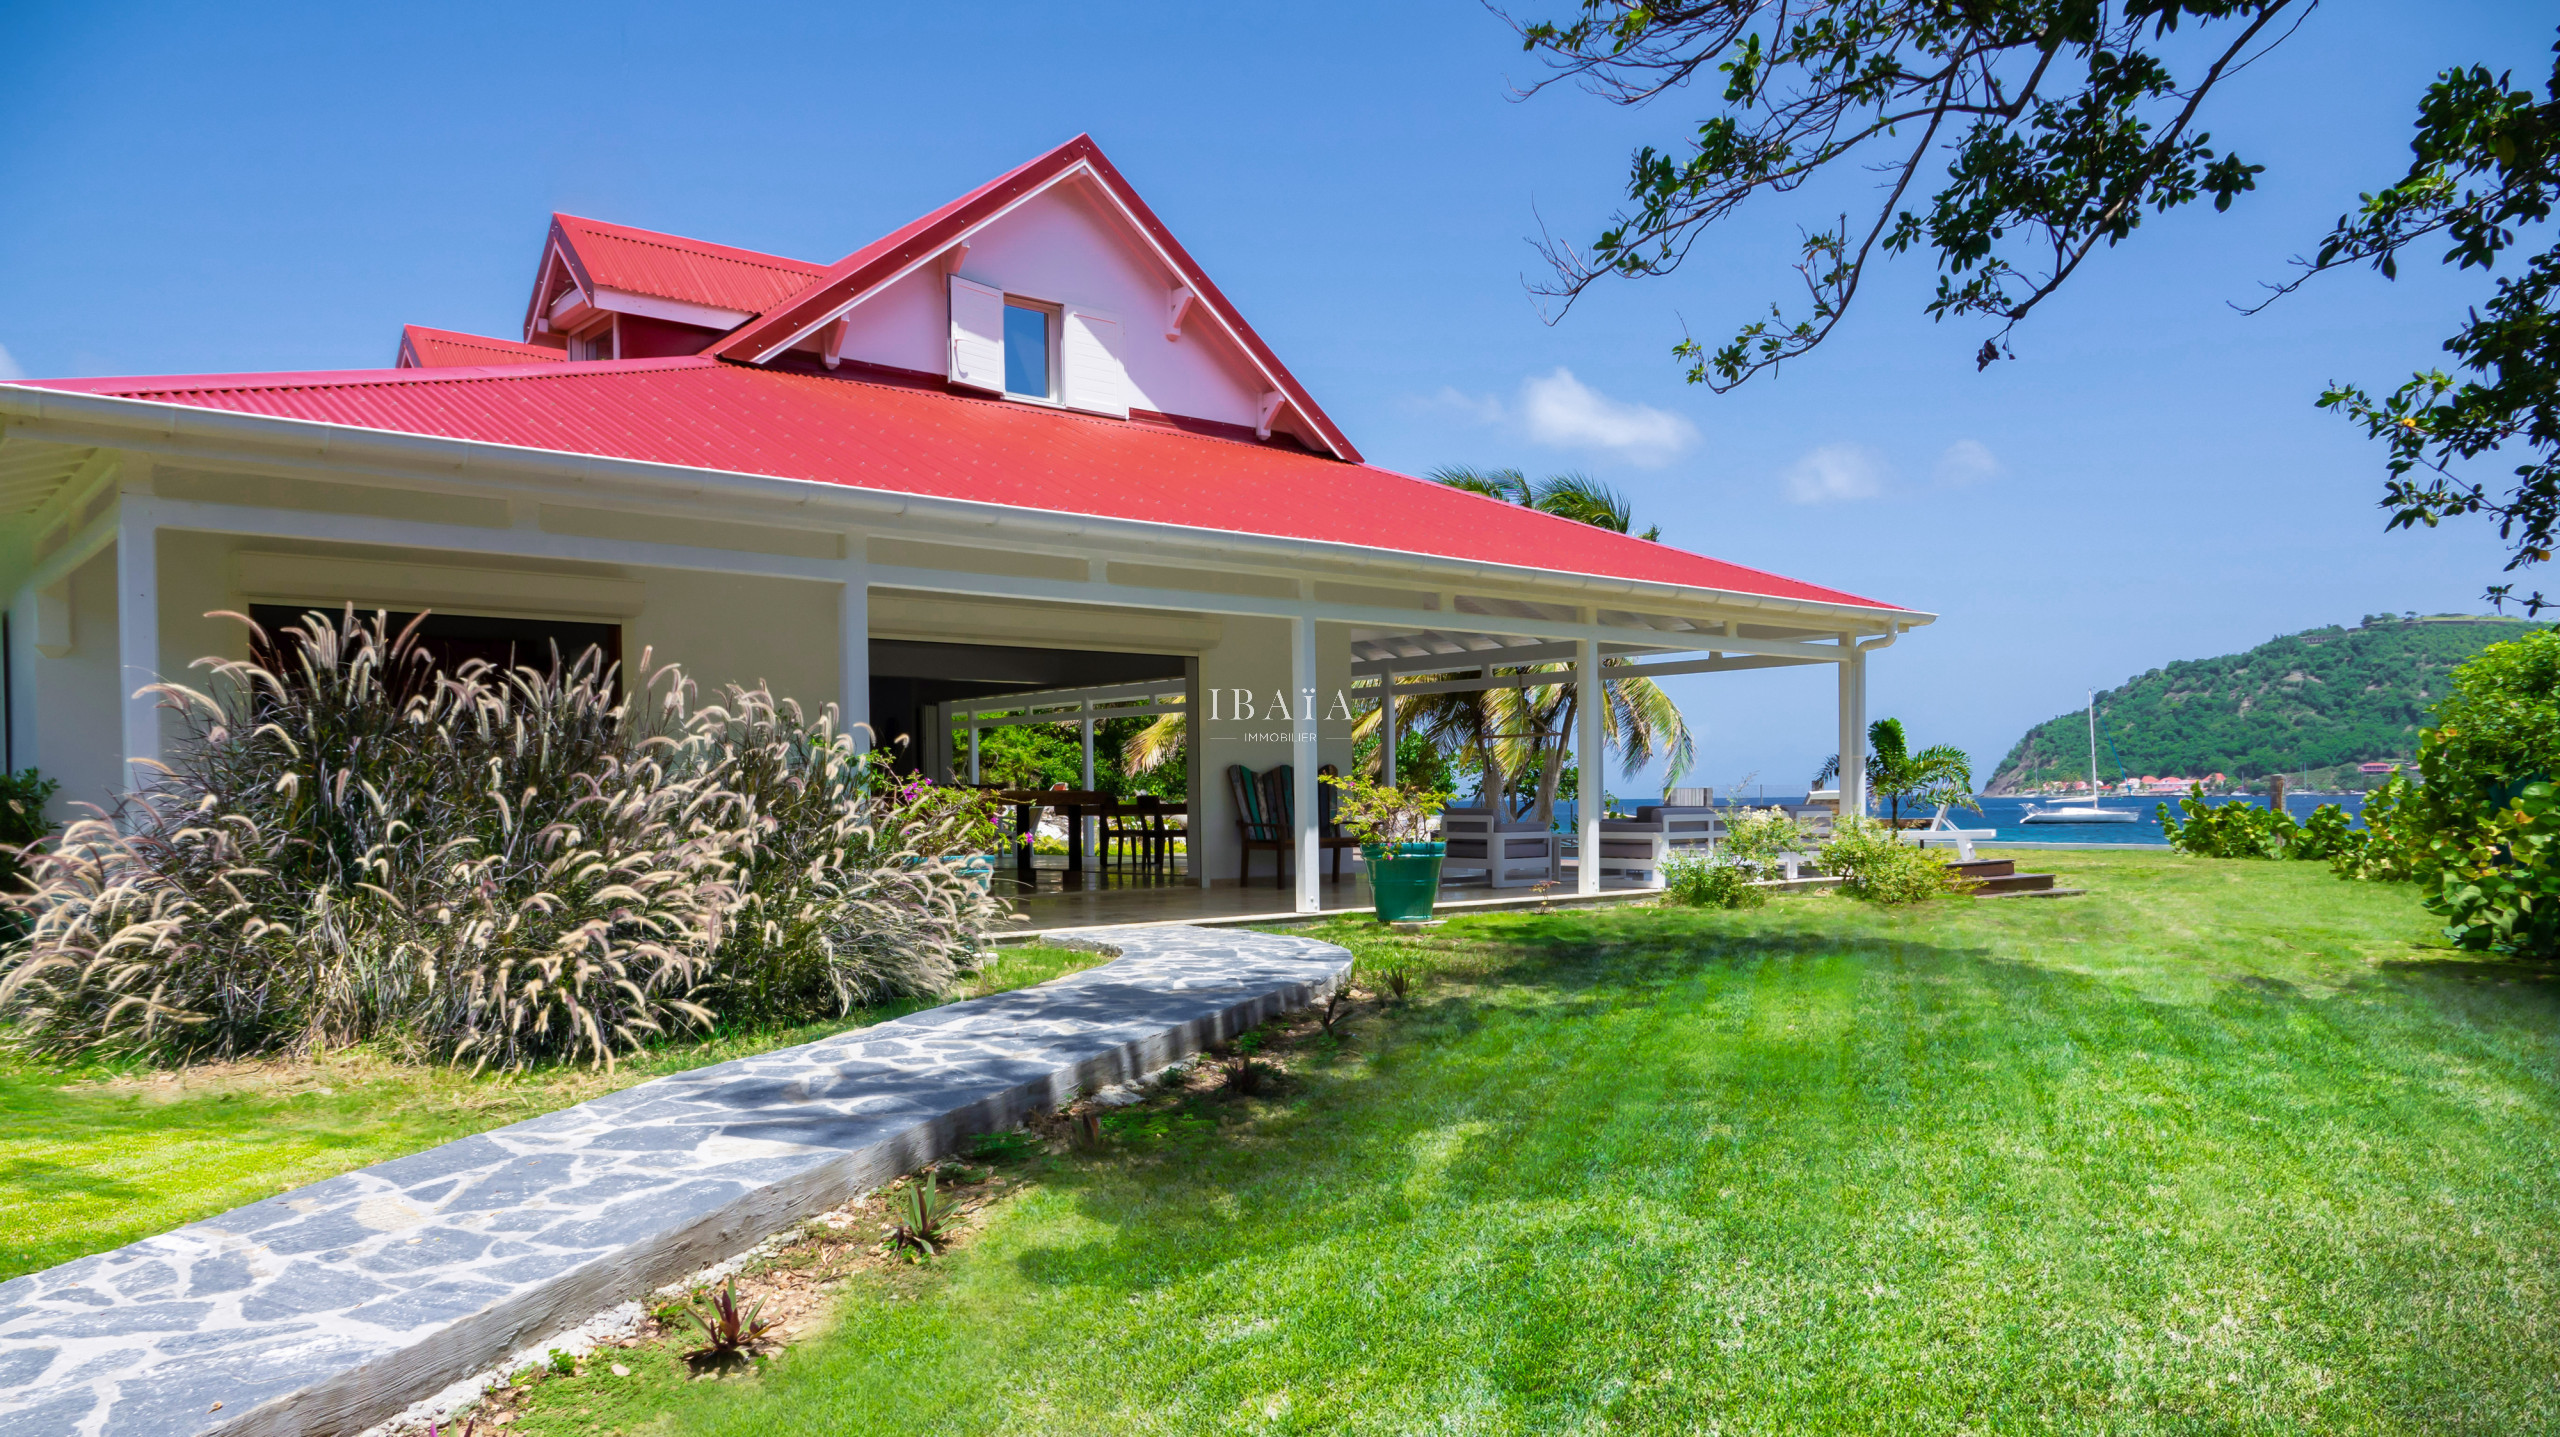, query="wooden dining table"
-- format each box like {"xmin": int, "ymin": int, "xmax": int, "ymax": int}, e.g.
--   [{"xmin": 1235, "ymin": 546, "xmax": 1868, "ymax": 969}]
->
[{"xmin": 994, "ymin": 787, "xmax": 1115, "ymax": 880}]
